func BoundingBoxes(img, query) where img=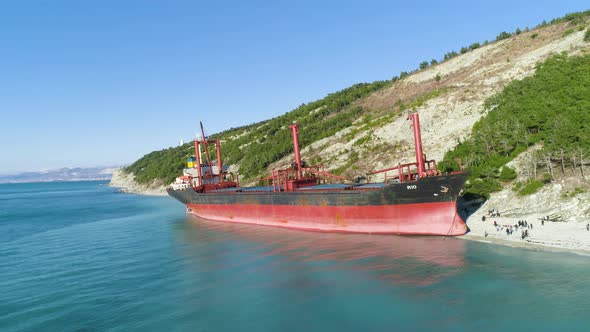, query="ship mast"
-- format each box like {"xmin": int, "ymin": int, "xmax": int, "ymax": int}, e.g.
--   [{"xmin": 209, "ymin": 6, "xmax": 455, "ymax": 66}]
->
[
  {"xmin": 289, "ymin": 123, "xmax": 303, "ymax": 180},
  {"xmin": 407, "ymin": 113, "xmax": 425, "ymax": 177},
  {"xmin": 215, "ymin": 139, "xmax": 222, "ymax": 176},
  {"xmin": 194, "ymin": 134, "xmax": 202, "ymax": 182},
  {"xmin": 200, "ymin": 121, "xmax": 212, "ymax": 172}
]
